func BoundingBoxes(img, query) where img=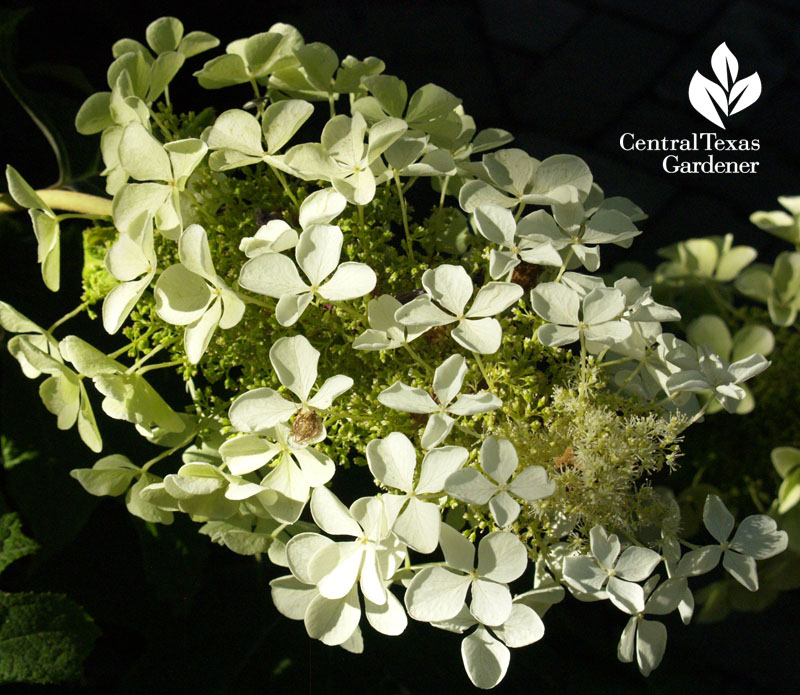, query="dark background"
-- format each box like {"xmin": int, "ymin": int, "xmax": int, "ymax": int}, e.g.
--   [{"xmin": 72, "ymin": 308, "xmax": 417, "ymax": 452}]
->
[{"xmin": 0, "ymin": 1, "xmax": 799, "ymax": 693}]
